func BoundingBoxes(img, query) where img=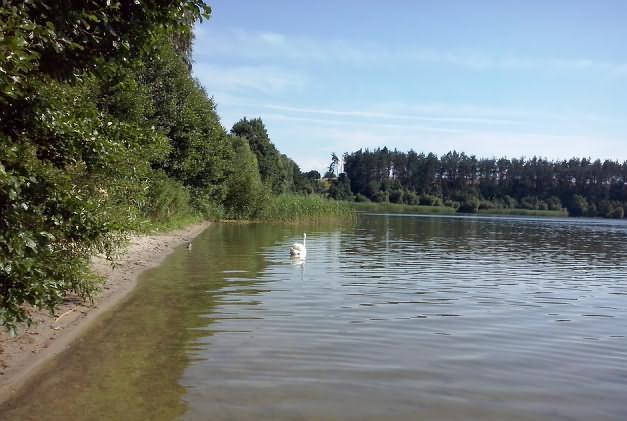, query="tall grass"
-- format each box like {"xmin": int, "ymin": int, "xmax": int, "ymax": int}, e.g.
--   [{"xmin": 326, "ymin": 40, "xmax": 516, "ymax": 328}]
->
[
  {"xmin": 351, "ymin": 202, "xmax": 456, "ymax": 215},
  {"xmin": 258, "ymin": 194, "xmax": 354, "ymax": 223}
]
